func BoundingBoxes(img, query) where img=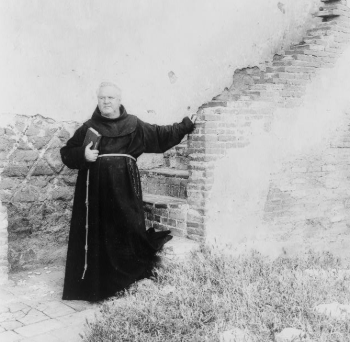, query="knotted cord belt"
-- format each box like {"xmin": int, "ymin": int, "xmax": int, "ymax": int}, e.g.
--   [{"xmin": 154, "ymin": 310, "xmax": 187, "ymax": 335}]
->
[{"xmin": 81, "ymin": 153, "xmax": 136, "ymax": 279}]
